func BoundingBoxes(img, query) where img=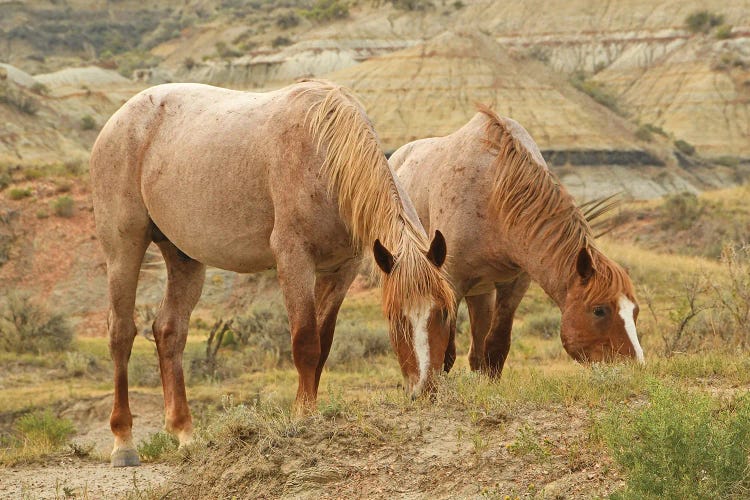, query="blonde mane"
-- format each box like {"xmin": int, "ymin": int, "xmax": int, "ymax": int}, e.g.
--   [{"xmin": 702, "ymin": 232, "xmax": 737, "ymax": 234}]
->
[
  {"xmin": 479, "ymin": 105, "xmax": 634, "ymax": 303},
  {"xmin": 301, "ymin": 81, "xmax": 455, "ymax": 318}
]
